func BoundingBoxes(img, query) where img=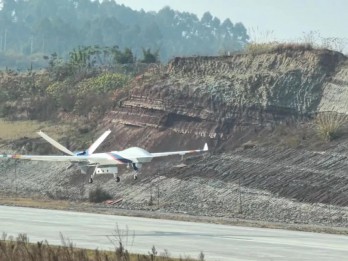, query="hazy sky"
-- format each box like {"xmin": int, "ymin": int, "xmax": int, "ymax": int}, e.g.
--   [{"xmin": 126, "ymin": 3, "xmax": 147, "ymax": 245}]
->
[{"xmin": 115, "ymin": 0, "xmax": 348, "ymax": 44}]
